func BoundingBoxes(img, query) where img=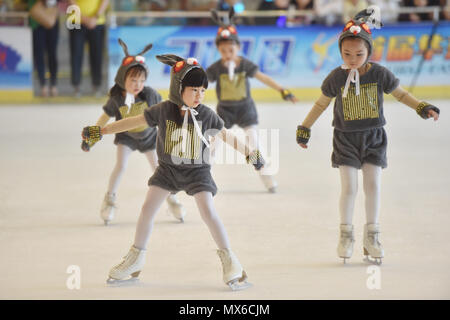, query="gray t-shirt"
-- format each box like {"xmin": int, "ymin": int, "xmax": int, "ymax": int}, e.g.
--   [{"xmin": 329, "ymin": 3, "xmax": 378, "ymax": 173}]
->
[
  {"xmin": 144, "ymin": 101, "xmax": 224, "ymax": 168},
  {"xmin": 321, "ymin": 63, "xmax": 399, "ymax": 132},
  {"xmin": 103, "ymin": 86, "xmax": 161, "ymax": 140},
  {"xmin": 206, "ymin": 57, "xmax": 259, "ymax": 106}
]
